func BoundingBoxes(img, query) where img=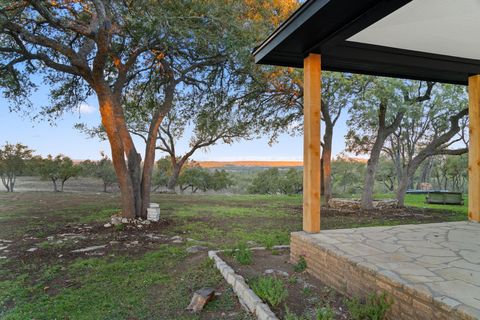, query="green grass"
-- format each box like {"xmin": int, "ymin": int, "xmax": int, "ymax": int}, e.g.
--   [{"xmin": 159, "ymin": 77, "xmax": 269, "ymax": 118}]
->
[
  {"xmin": 232, "ymin": 243, "xmax": 252, "ymax": 265},
  {"xmin": 402, "ymin": 193, "xmax": 467, "ymax": 215},
  {"xmin": 2, "ymin": 246, "xmax": 178, "ymax": 319},
  {"xmin": 0, "ymin": 191, "xmax": 468, "ymax": 319},
  {"xmin": 376, "ymin": 193, "xmax": 467, "ymax": 220}
]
